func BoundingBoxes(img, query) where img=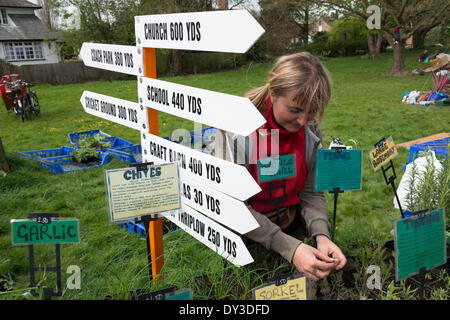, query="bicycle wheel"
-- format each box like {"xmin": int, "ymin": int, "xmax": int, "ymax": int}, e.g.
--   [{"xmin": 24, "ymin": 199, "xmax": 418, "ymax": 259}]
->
[
  {"xmin": 23, "ymin": 98, "xmax": 32, "ymax": 120},
  {"xmin": 16, "ymin": 100, "xmax": 24, "ymax": 122},
  {"xmin": 30, "ymin": 92, "xmax": 40, "ymax": 116}
]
